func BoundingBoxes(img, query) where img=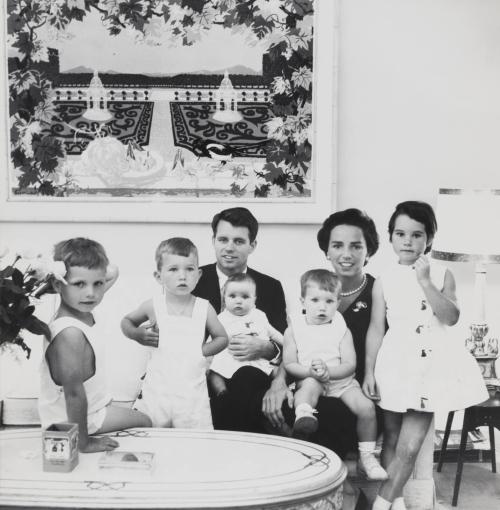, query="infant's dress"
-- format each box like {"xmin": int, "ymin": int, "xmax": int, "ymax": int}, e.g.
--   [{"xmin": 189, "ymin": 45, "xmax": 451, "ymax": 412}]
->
[
  {"xmin": 134, "ymin": 294, "xmax": 213, "ymax": 428},
  {"xmin": 374, "ymin": 262, "xmax": 487, "ymax": 413},
  {"xmin": 210, "ymin": 308, "xmax": 279, "ymax": 378}
]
